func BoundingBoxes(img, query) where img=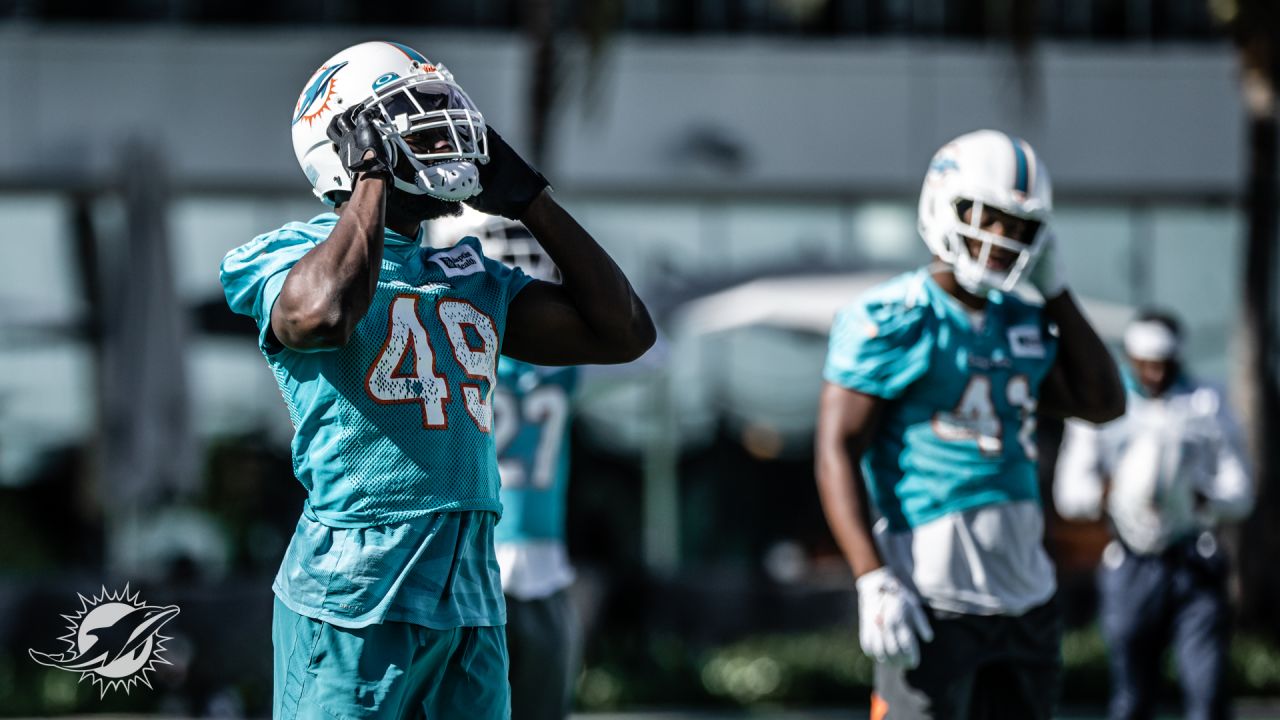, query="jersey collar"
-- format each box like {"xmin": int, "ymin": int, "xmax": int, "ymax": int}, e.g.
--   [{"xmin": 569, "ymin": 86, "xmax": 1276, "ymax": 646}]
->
[
  {"xmin": 310, "ymin": 213, "xmax": 423, "ymax": 263},
  {"xmin": 921, "ymin": 268, "xmax": 1005, "ymax": 335}
]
